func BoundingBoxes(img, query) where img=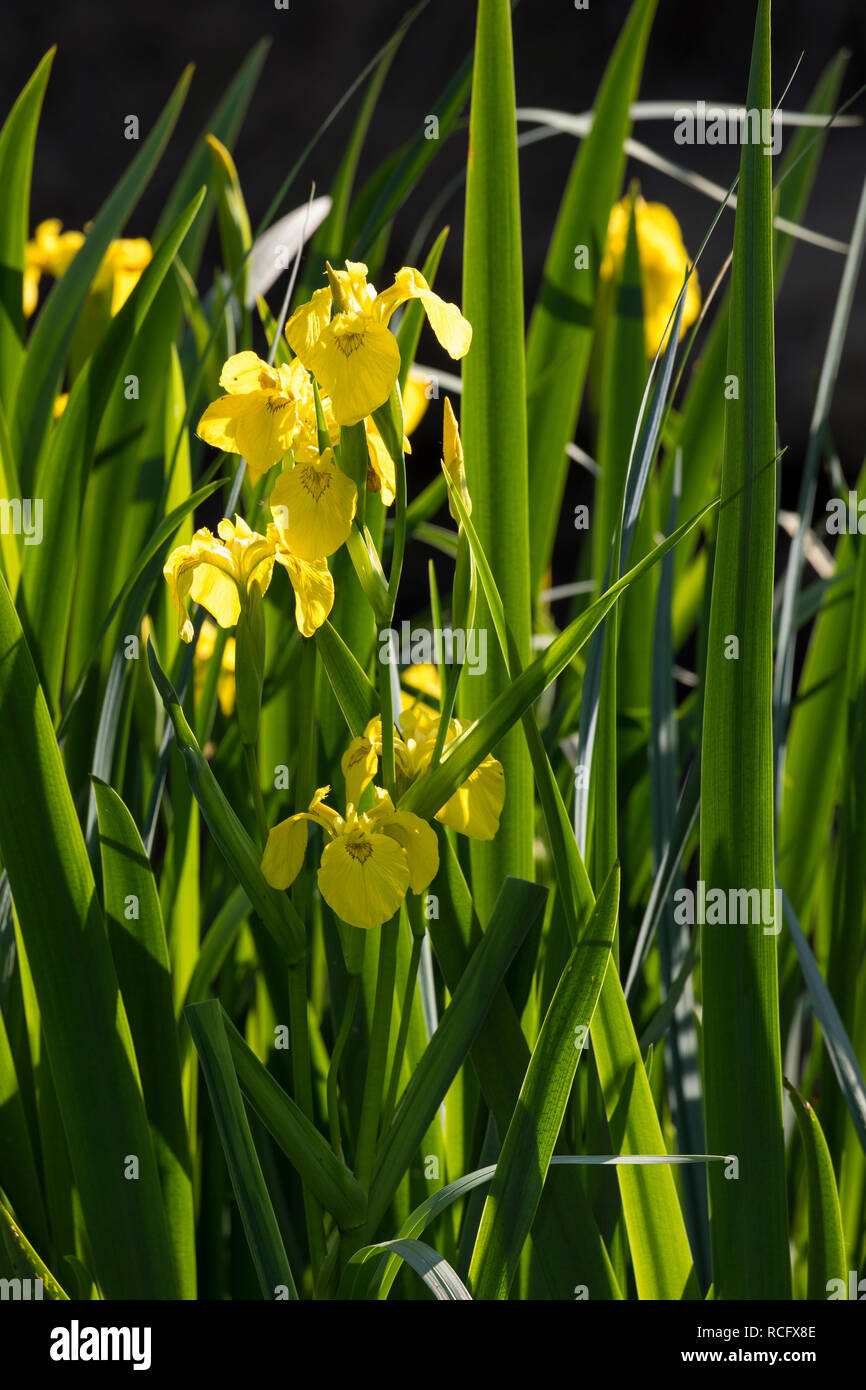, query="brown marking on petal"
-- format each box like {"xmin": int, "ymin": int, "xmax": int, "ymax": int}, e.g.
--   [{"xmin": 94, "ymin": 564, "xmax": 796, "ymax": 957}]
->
[
  {"xmin": 345, "ymin": 840, "xmax": 374, "ymax": 864},
  {"xmin": 299, "ymin": 466, "xmax": 332, "ymax": 501}
]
